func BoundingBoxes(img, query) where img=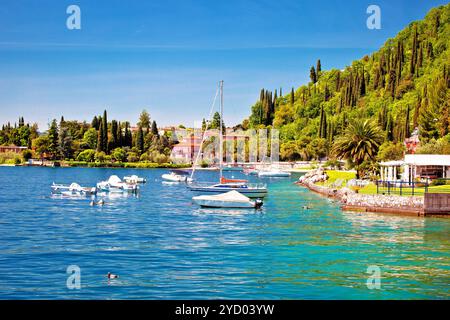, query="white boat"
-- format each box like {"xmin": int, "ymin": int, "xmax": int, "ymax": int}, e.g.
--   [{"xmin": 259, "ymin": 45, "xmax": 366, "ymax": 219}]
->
[
  {"xmin": 258, "ymin": 170, "xmax": 291, "ymax": 177},
  {"xmin": 193, "ymin": 190, "xmax": 263, "ymax": 208},
  {"xmin": 187, "ymin": 81, "xmax": 268, "ymax": 198},
  {"xmin": 51, "ymin": 182, "xmax": 97, "ymax": 196},
  {"xmin": 123, "ymin": 175, "xmax": 146, "ymax": 184},
  {"xmin": 162, "ymin": 170, "xmax": 192, "ymax": 182},
  {"xmin": 97, "ymin": 175, "xmax": 139, "ymax": 193}
]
